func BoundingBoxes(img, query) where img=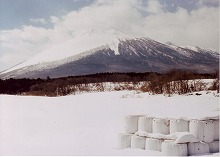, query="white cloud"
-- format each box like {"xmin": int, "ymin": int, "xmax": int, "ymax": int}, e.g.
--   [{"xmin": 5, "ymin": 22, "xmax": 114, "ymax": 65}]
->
[
  {"xmin": 142, "ymin": 6, "xmax": 219, "ymax": 50},
  {"xmin": 0, "ymin": 0, "xmax": 219, "ymax": 71},
  {"xmin": 146, "ymin": 0, "xmax": 164, "ymax": 14}
]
